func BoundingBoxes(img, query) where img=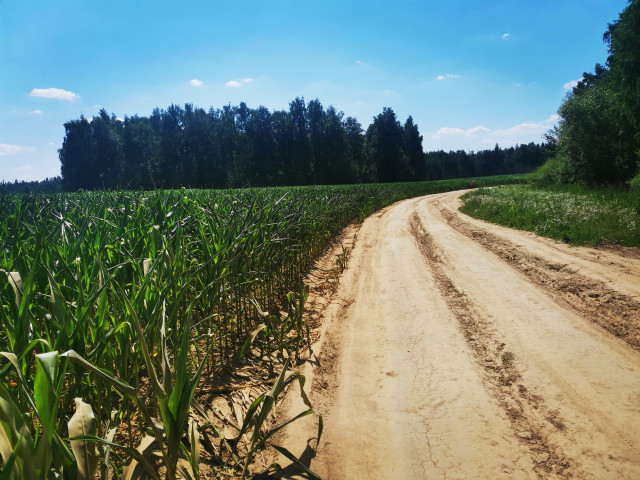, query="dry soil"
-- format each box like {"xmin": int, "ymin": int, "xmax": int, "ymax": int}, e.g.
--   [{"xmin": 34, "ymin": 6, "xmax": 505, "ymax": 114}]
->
[{"xmin": 273, "ymin": 190, "xmax": 640, "ymax": 480}]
